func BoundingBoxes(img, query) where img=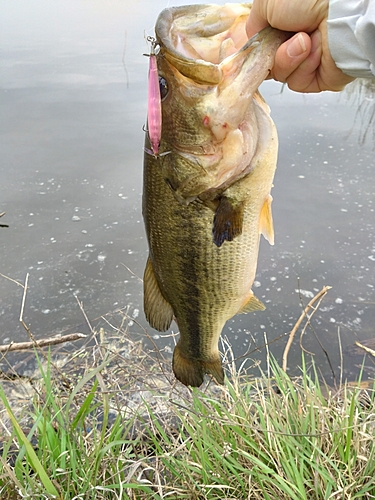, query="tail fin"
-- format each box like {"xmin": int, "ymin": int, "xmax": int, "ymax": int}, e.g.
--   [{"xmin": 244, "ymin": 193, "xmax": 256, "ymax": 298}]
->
[{"xmin": 172, "ymin": 344, "xmax": 225, "ymax": 387}]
